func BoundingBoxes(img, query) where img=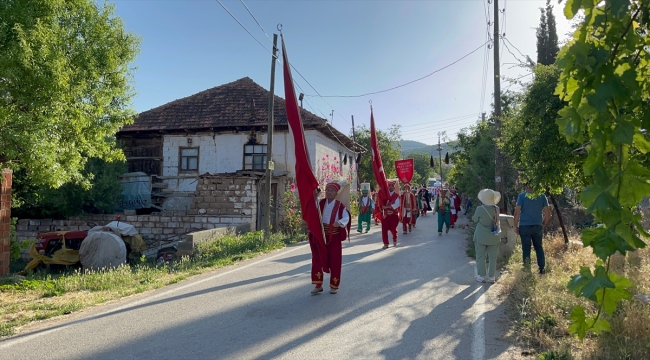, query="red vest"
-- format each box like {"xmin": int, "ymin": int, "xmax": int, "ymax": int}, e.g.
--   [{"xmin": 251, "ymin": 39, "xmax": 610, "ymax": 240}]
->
[{"xmin": 319, "ymin": 199, "xmax": 351, "ymax": 240}]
